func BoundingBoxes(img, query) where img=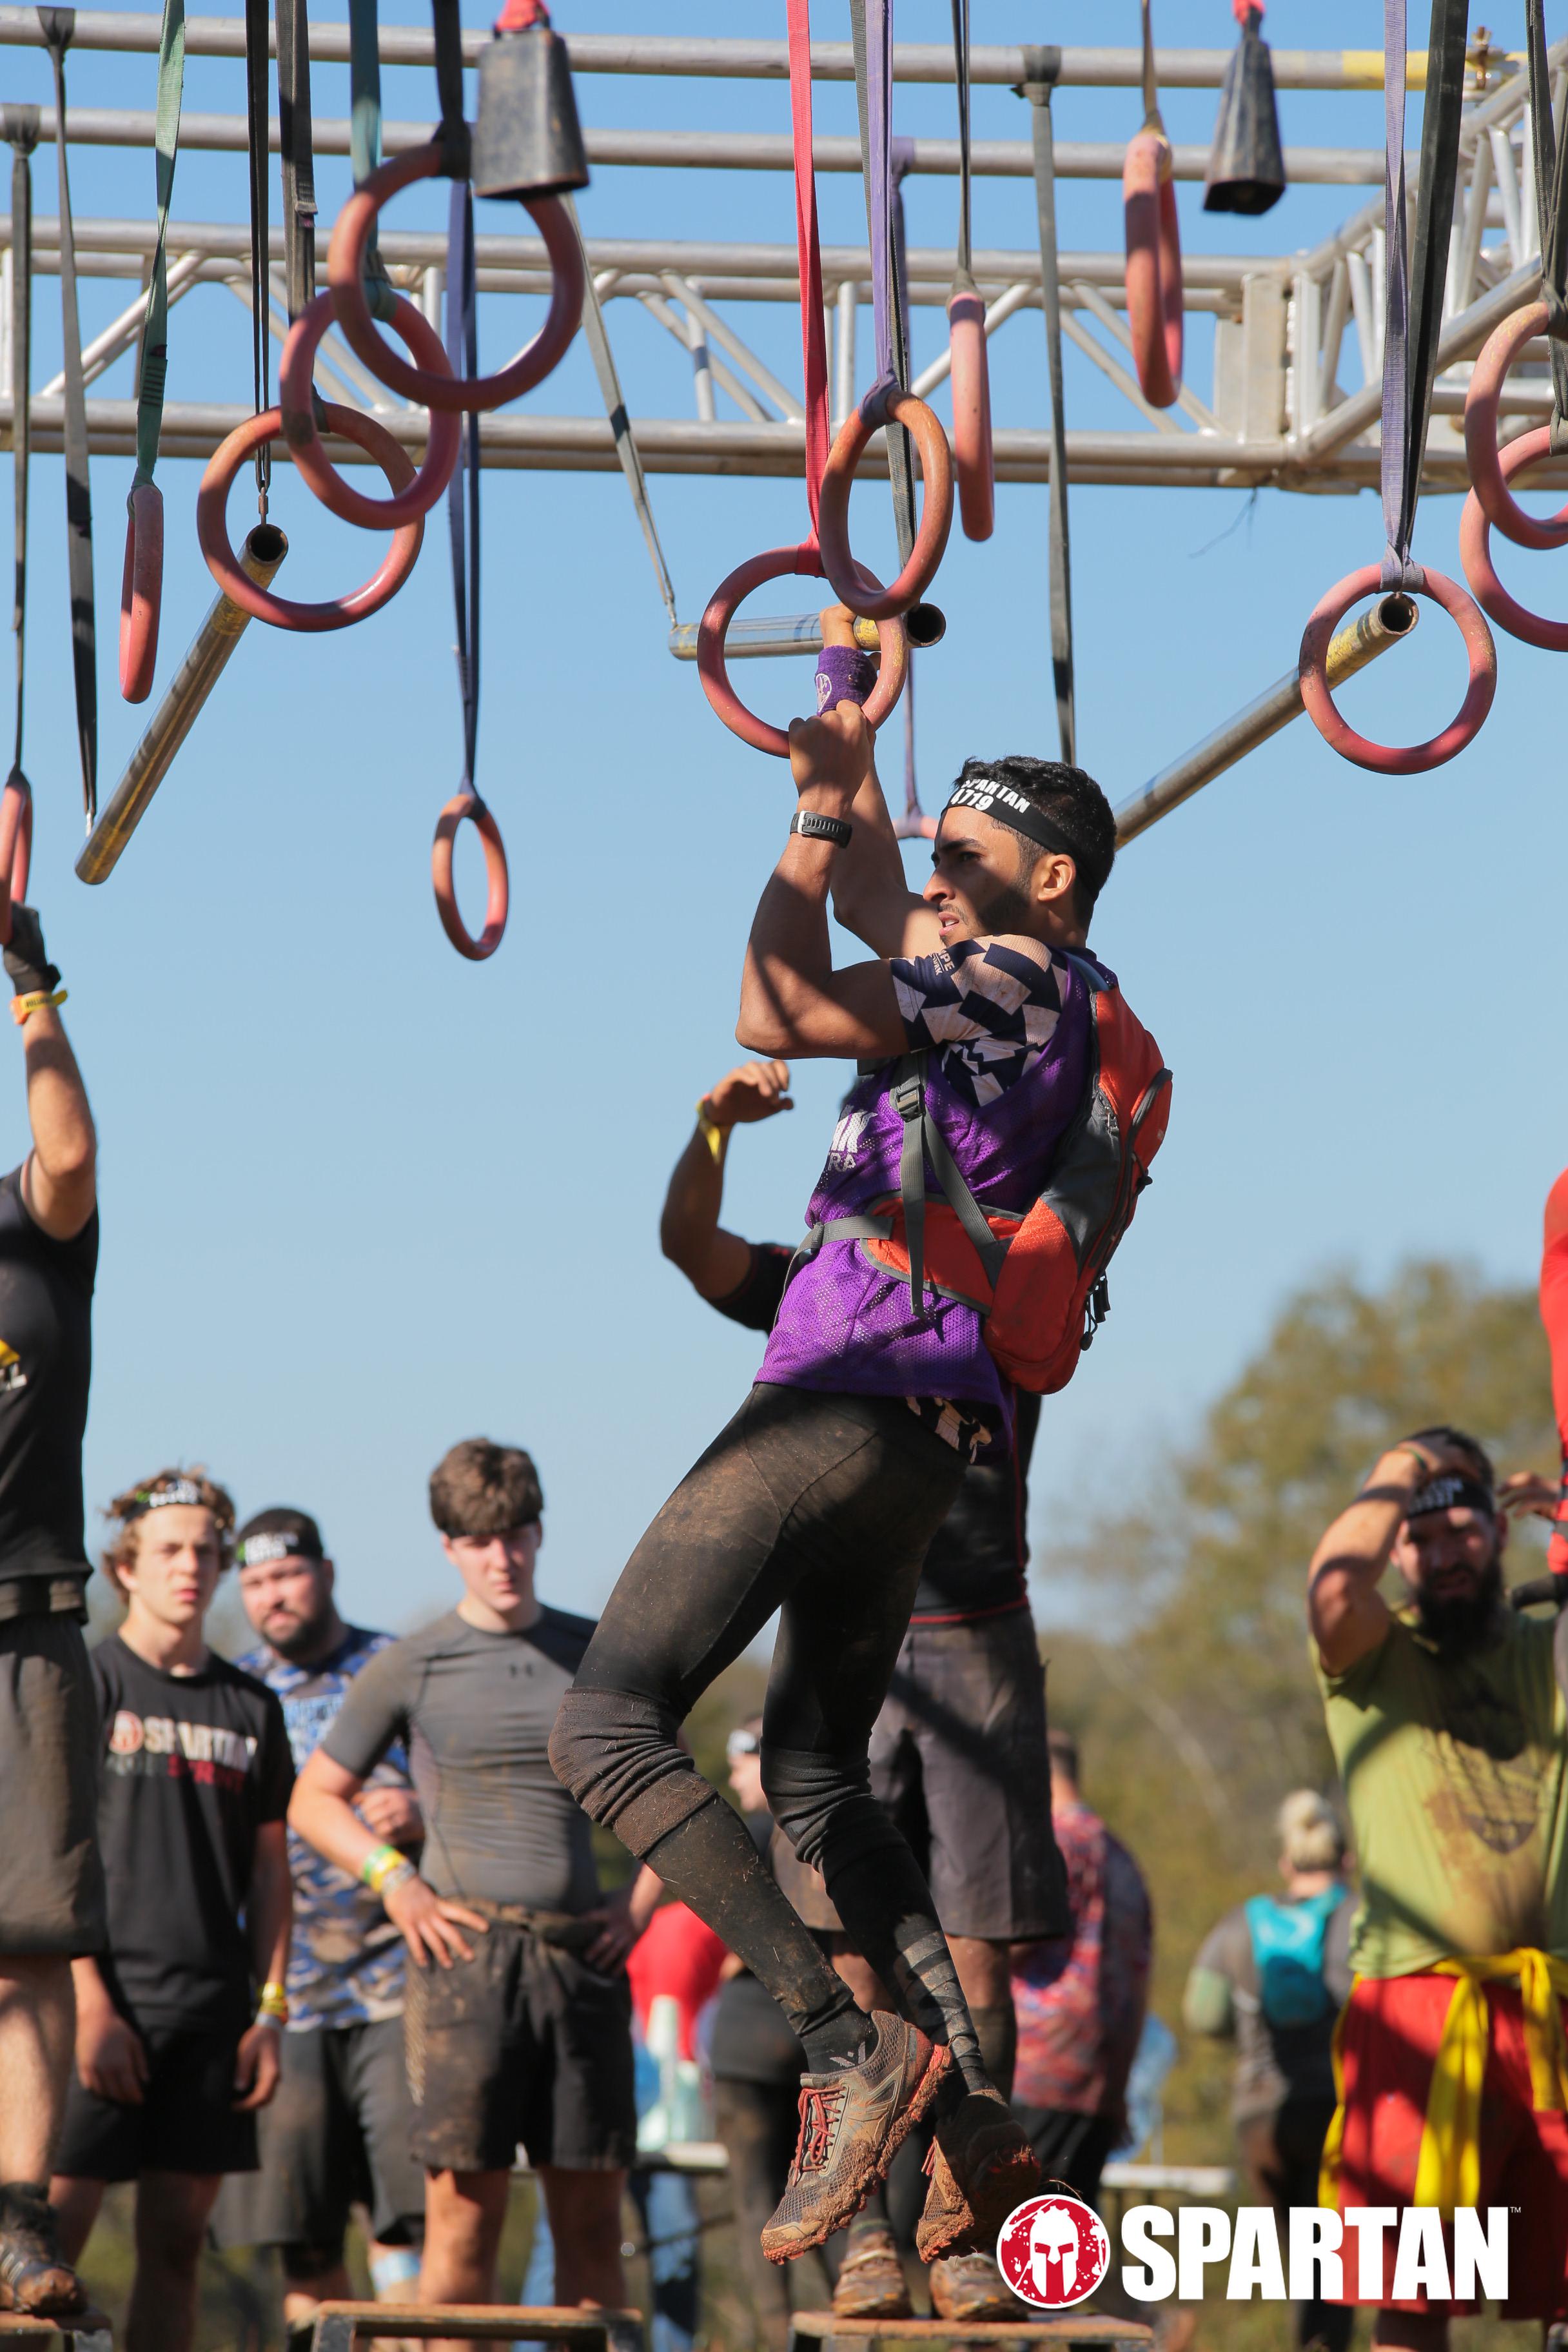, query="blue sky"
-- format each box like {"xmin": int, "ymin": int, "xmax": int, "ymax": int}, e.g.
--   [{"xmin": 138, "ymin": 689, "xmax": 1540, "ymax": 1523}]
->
[{"xmin": 3, "ymin": 2, "xmax": 1562, "ymax": 1638}]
